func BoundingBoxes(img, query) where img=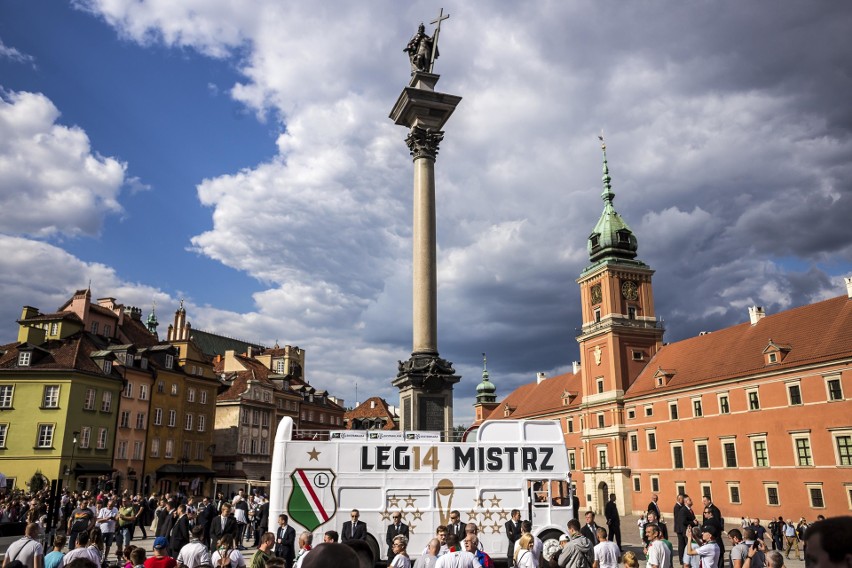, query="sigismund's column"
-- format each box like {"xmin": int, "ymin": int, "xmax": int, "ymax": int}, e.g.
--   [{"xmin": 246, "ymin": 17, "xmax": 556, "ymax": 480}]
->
[{"xmin": 389, "ymin": 13, "xmax": 461, "ymax": 439}]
